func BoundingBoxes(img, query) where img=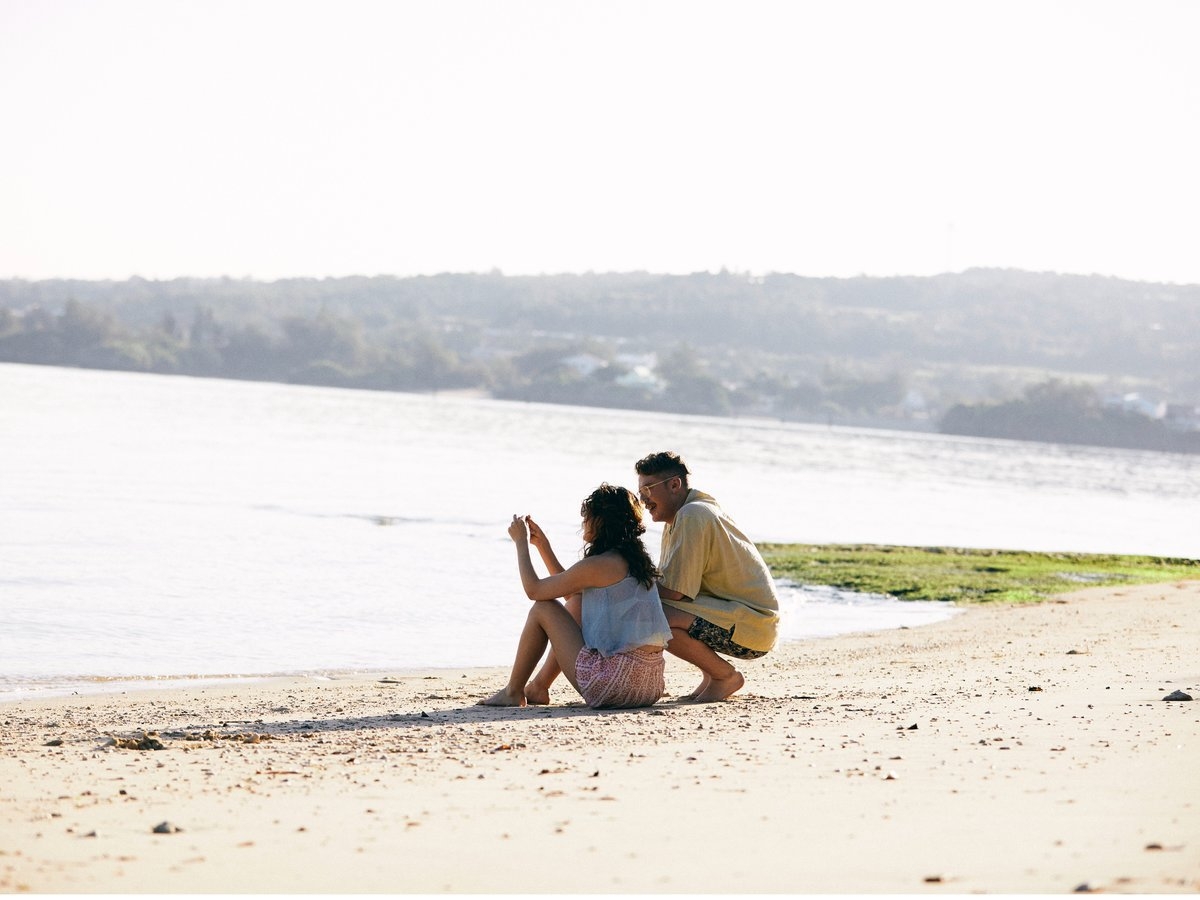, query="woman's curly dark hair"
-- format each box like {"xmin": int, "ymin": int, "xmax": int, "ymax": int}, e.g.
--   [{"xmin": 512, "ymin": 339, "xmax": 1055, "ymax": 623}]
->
[{"xmin": 580, "ymin": 483, "xmax": 660, "ymax": 589}]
